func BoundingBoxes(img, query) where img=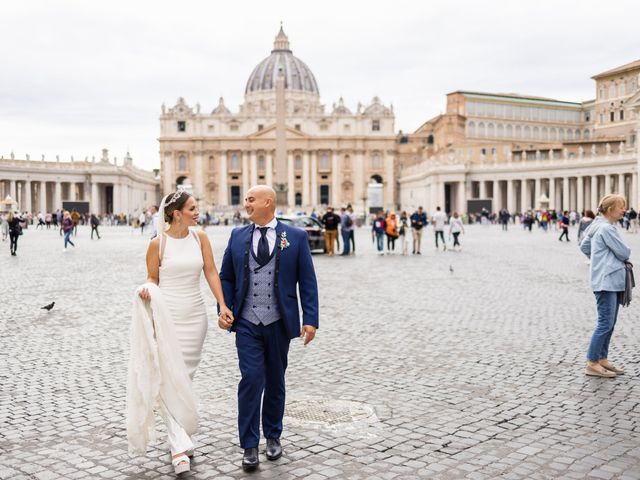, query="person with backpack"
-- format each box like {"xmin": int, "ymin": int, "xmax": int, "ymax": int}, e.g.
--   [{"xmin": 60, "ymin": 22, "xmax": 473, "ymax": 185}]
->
[
  {"xmin": 90, "ymin": 213, "xmax": 101, "ymax": 240},
  {"xmin": 321, "ymin": 206, "xmax": 340, "ymax": 256},
  {"xmin": 339, "ymin": 207, "xmax": 353, "ymax": 256},
  {"xmin": 410, "ymin": 206, "xmax": 427, "ymax": 254},
  {"xmin": 559, "ymin": 211, "xmax": 570, "ymax": 242}
]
